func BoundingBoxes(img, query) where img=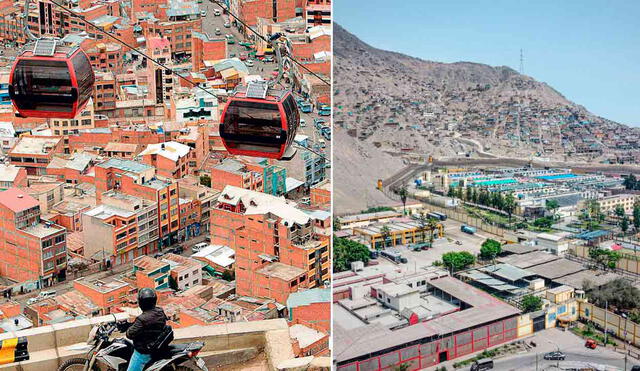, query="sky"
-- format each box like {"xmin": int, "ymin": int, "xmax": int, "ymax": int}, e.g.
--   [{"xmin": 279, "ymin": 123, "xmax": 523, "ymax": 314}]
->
[{"xmin": 335, "ymin": 0, "xmax": 640, "ymax": 126}]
